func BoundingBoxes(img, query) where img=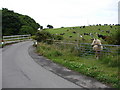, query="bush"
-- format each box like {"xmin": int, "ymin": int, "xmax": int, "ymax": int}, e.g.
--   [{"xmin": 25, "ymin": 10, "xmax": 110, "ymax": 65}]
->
[
  {"xmin": 114, "ymin": 29, "xmax": 120, "ymax": 45},
  {"xmin": 53, "ymin": 35, "xmax": 63, "ymax": 40},
  {"xmin": 53, "ymin": 51, "xmax": 63, "ymax": 56},
  {"xmin": 34, "ymin": 30, "xmax": 53, "ymax": 42},
  {"xmin": 31, "ymin": 35, "xmax": 36, "ymax": 39},
  {"xmin": 100, "ymin": 55, "xmax": 120, "ymax": 67},
  {"xmin": 107, "ymin": 29, "xmax": 120, "ymax": 45},
  {"xmin": 34, "ymin": 31, "xmax": 63, "ymax": 44},
  {"xmin": 19, "ymin": 25, "xmax": 35, "ymax": 35}
]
